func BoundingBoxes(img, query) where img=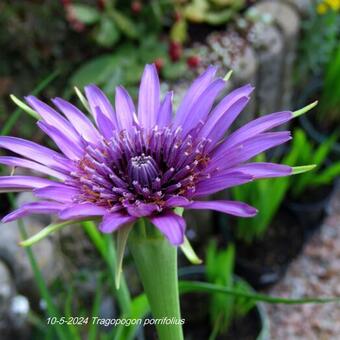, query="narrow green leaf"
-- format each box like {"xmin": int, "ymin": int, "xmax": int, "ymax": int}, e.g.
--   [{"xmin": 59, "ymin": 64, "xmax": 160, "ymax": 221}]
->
[
  {"xmin": 115, "ymin": 224, "xmax": 133, "ymax": 289},
  {"xmin": 179, "ymin": 281, "xmax": 340, "ymax": 304},
  {"xmin": 292, "ymin": 164, "xmax": 316, "ymax": 175},
  {"xmin": 293, "ymin": 101, "xmax": 318, "ymax": 118},
  {"xmin": 89, "ymin": 277, "xmax": 103, "ymax": 340},
  {"xmin": 20, "ymin": 220, "xmax": 77, "ymax": 247},
  {"xmin": 74, "ymin": 87, "xmax": 91, "ymax": 113},
  {"xmin": 10, "ymin": 95, "xmax": 39, "ymax": 120},
  {"xmin": 180, "ymin": 236, "xmax": 202, "ymax": 264},
  {"xmin": 82, "ymin": 221, "xmax": 132, "ymax": 315},
  {"xmin": 7, "ymin": 194, "xmax": 70, "ymax": 340}
]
